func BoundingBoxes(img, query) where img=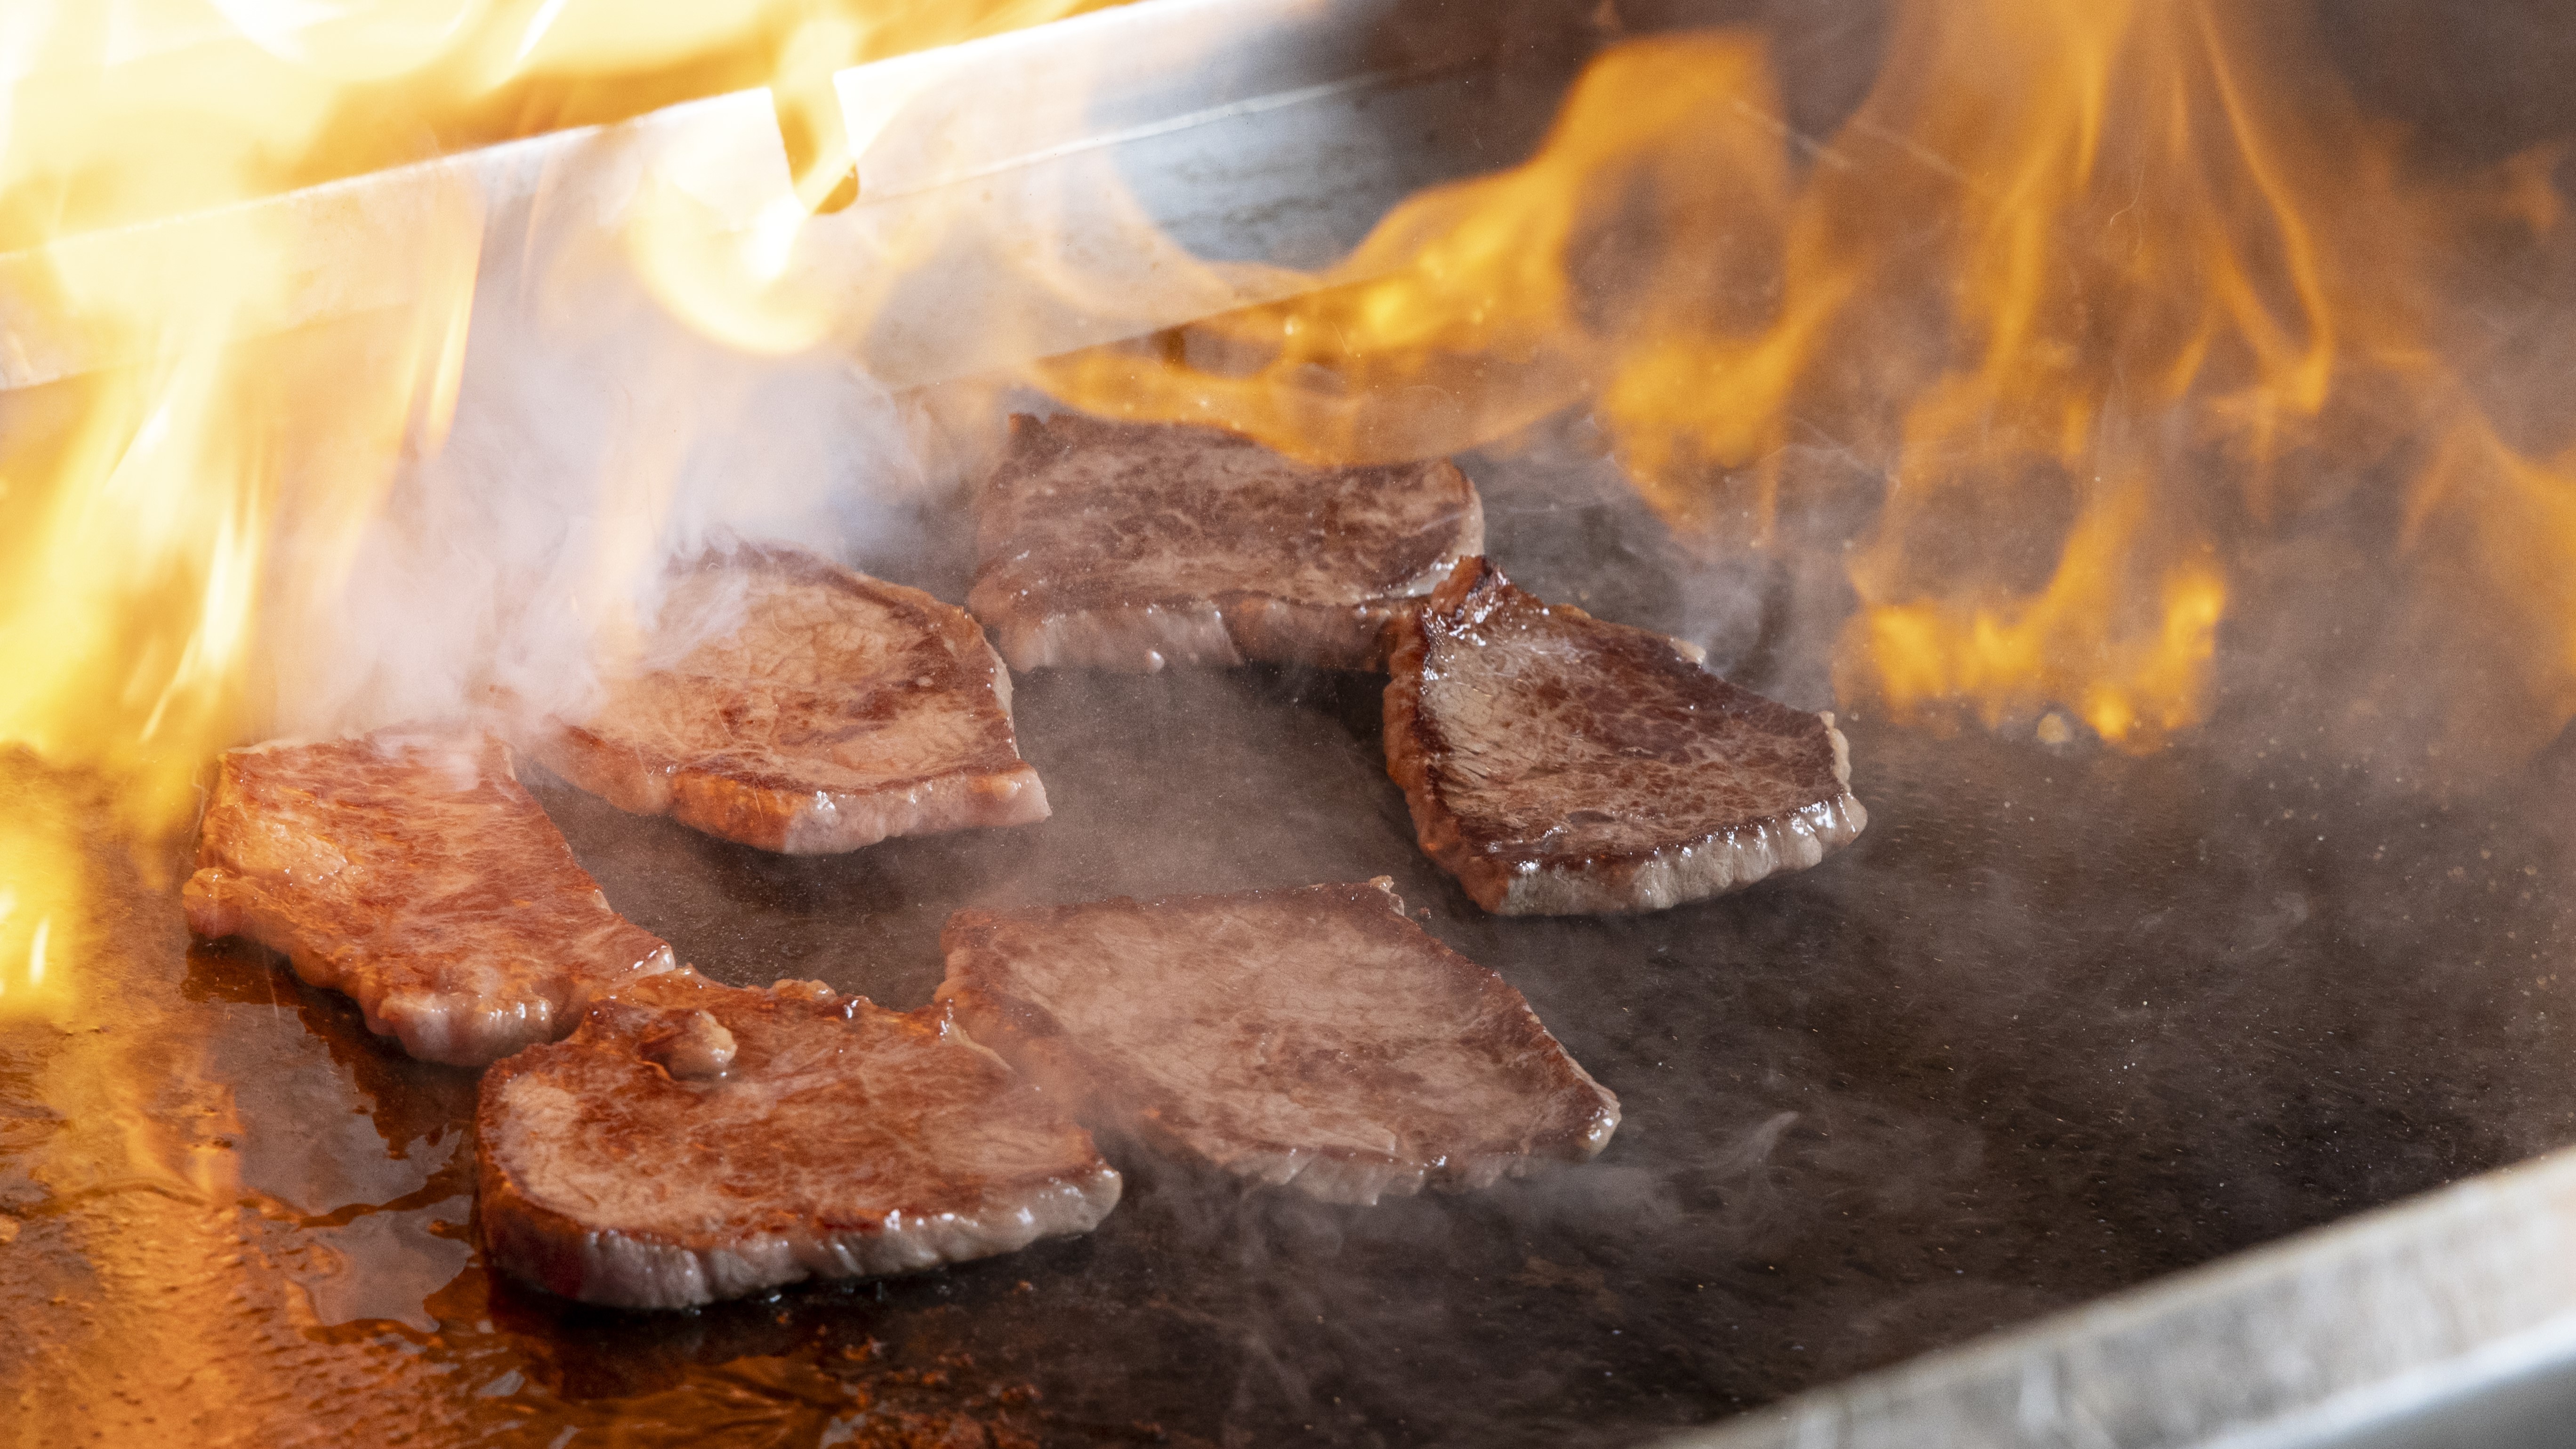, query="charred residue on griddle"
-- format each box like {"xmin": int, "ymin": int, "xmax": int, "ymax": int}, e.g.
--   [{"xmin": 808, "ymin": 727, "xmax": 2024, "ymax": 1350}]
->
[{"xmin": 18, "ymin": 487, "xmax": 2576, "ymax": 1440}]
